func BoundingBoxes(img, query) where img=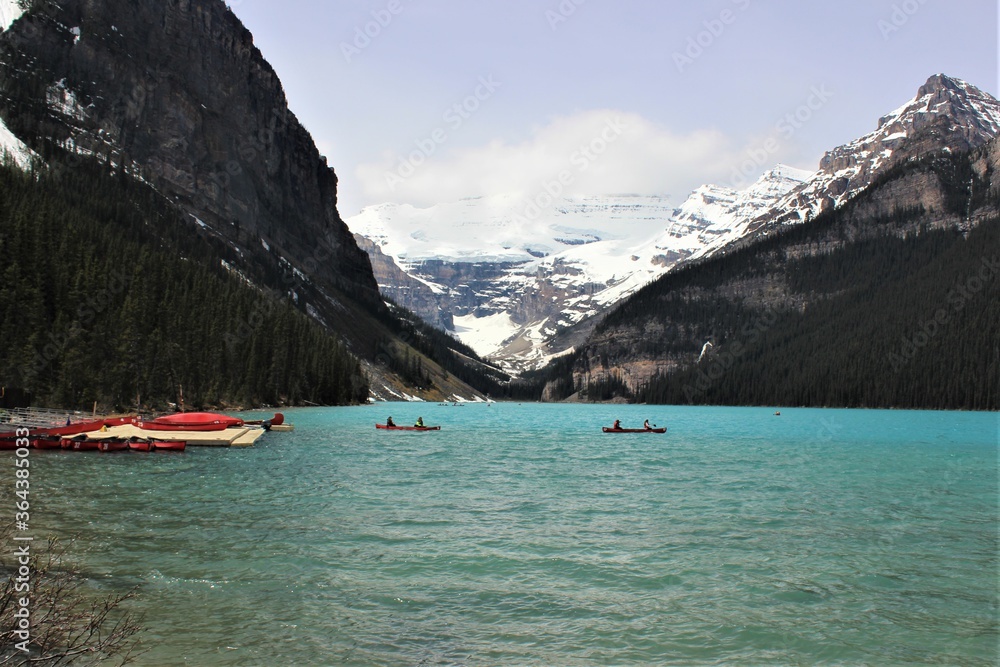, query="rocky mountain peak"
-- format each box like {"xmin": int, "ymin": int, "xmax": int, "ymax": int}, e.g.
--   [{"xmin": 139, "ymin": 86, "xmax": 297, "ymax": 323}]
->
[
  {"xmin": 750, "ymin": 74, "xmax": 1000, "ymax": 232},
  {"xmin": 876, "ymin": 73, "xmax": 1000, "ymax": 139}
]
